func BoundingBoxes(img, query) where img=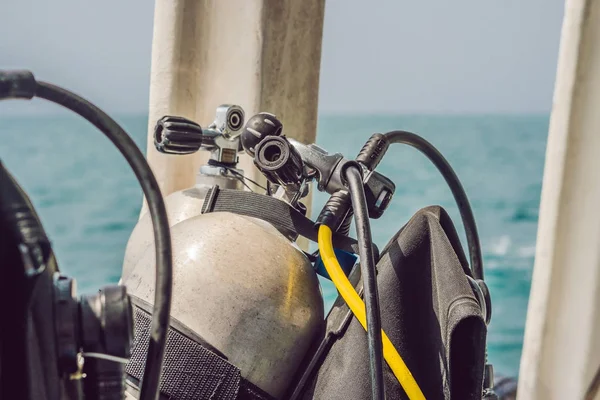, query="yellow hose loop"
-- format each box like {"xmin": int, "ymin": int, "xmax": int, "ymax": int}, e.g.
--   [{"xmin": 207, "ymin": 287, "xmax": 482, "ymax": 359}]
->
[{"xmin": 318, "ymin": 224, "xmax": 426, "ymax": 400}]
